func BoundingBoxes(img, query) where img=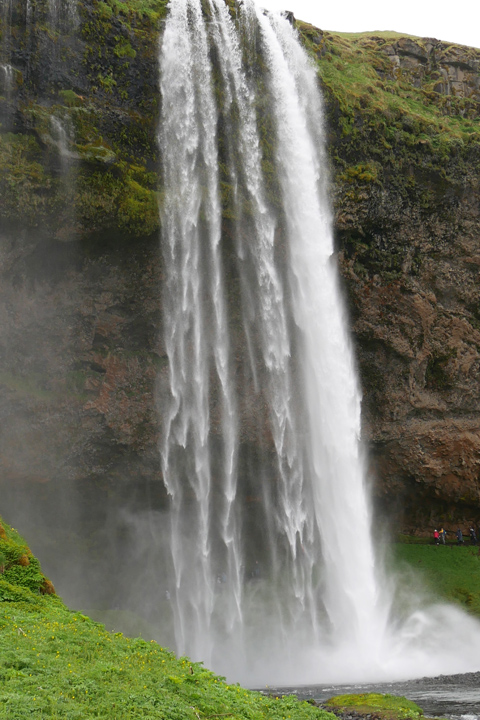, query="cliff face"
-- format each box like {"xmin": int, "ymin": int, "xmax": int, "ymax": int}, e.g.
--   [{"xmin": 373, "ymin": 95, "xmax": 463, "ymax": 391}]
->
[
  {"xmin": 0, "ymin": 0, "xmax": 480, "ymax": 559},
  {"xmin": 307, "ymin": 29, "xmax": 480, "ymax": 529}
]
